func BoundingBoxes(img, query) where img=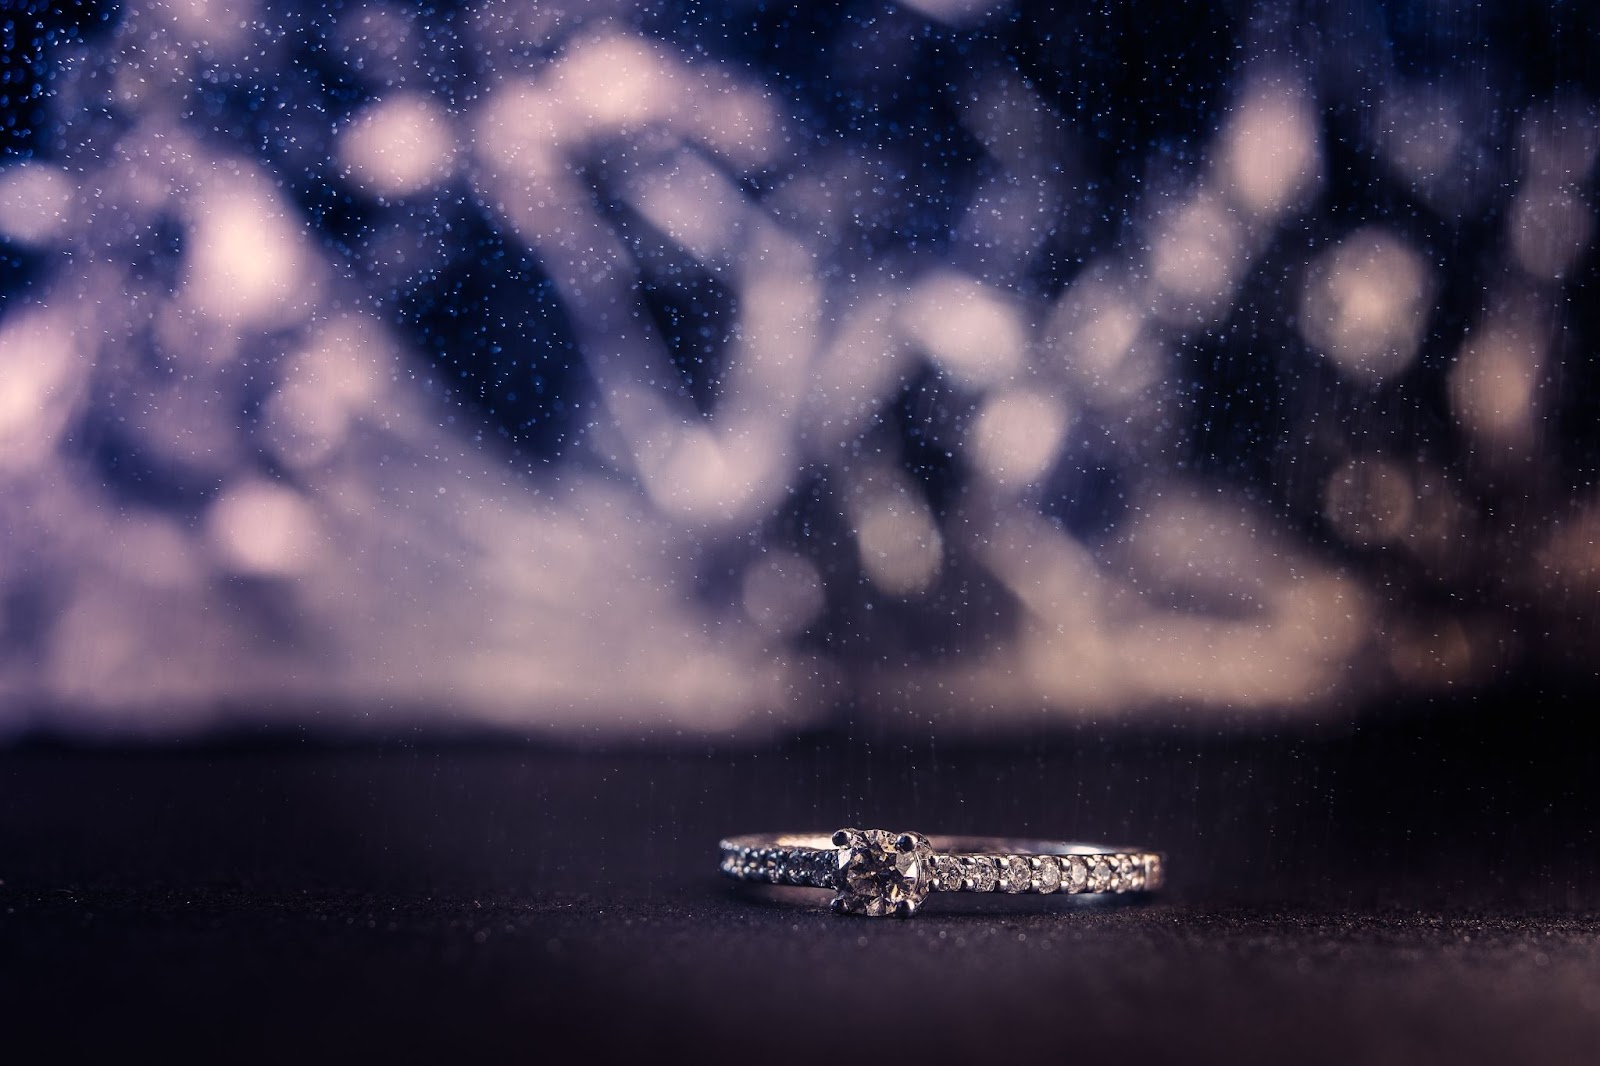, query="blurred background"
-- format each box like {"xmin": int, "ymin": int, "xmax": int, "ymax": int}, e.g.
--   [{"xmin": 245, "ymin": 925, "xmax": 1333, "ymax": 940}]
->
[{"xmin": 2, "ymin": 0, "xmax": 1597, "ymax": 742}]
